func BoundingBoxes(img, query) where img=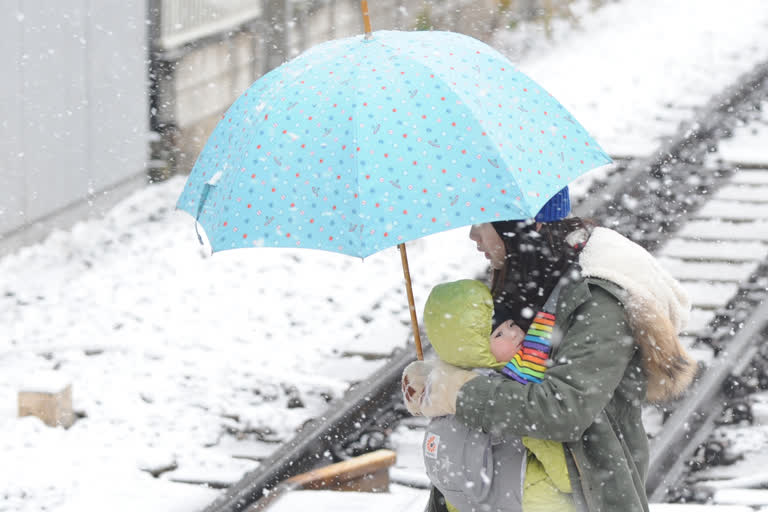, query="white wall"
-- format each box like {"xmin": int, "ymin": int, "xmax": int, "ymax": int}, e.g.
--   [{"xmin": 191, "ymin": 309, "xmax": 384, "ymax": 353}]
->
[{"xmin": 0, "ymin": 0, "xmax": 149, "ymax": 254}]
